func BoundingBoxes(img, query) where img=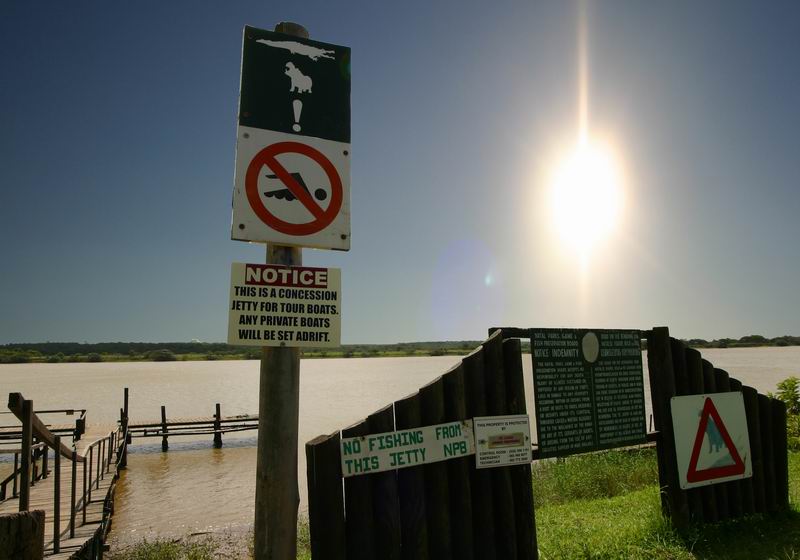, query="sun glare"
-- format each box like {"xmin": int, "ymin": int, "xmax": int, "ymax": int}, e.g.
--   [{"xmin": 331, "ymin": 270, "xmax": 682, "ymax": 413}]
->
[{"xmin": 550, "ymin": 138, "xmax": 624, "ymax": 260}]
